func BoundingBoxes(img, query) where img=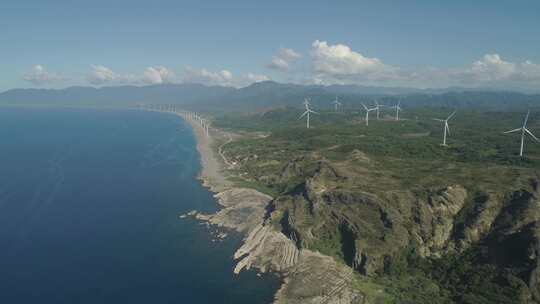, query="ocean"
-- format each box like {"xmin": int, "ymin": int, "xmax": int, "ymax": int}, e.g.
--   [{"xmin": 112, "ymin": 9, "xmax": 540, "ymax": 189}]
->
[{"xmin": 0, "ymin": 107, "xmax": 279, "ymax": 303}]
